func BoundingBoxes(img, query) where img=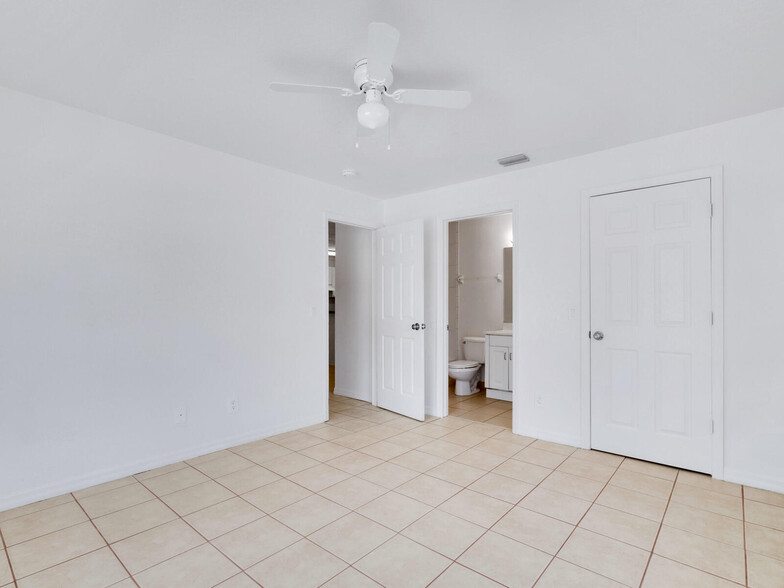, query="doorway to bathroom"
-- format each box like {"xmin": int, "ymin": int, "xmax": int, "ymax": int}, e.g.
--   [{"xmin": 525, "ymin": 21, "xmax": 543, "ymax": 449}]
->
[{"xmin": 443, "ymin": 212, "xmax": 514, "ymax": 429}]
